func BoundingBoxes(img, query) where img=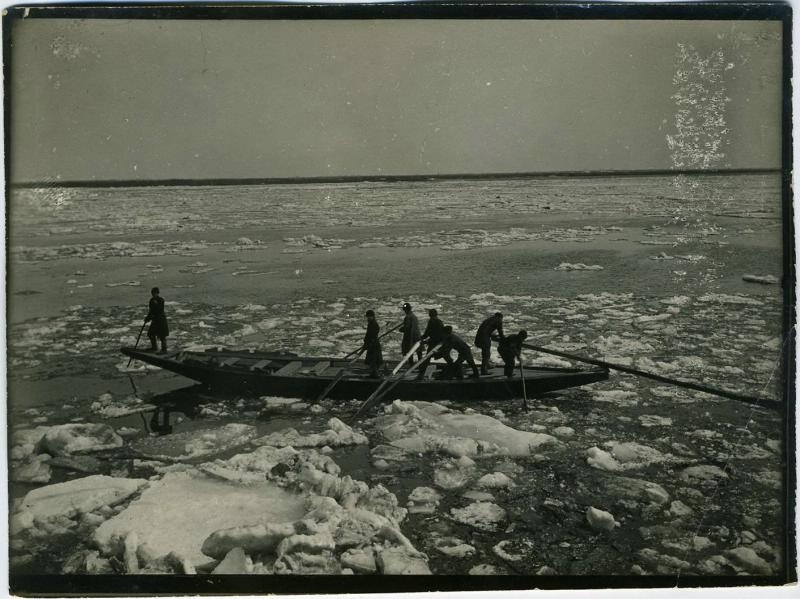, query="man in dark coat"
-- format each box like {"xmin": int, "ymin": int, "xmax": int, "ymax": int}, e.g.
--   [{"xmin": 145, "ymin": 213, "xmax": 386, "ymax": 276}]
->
[
  {"xmin": 363, "ymin": 309, "xmax": 383, "ymax": 378},
  {"xmin": 416, "ymin": 308, "xmax": 446, "ymax": 380},
  {"xmin": 474, "ymin": 312, "xmax": 504, "ymax": 375},
  {"xmin": 400, "ymin": 303, "xmax": 423, "ymax": 364},
  {"xmin": 145, "ymin": 287, "xmax": 170, "ymax": 353},
  {"xmin": 498, "ymin": 330, "xmax": 528, "ymax": 378},
  {"xmin": 441, "ymin": 325, "xmax": 480, "ymax": 379}
]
